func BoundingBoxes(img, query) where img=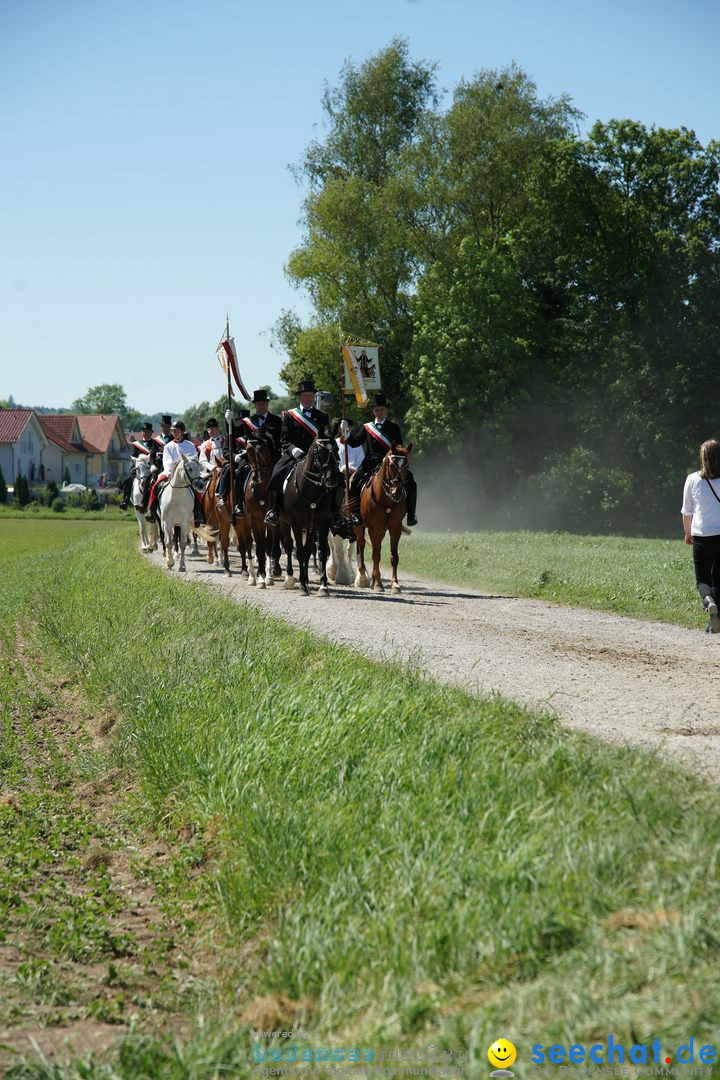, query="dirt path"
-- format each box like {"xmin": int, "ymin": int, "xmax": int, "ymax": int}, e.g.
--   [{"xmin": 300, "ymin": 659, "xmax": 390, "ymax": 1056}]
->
[{"xmin": 148, "ymin": 546, "xmax": 720, "ymax": 781}]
